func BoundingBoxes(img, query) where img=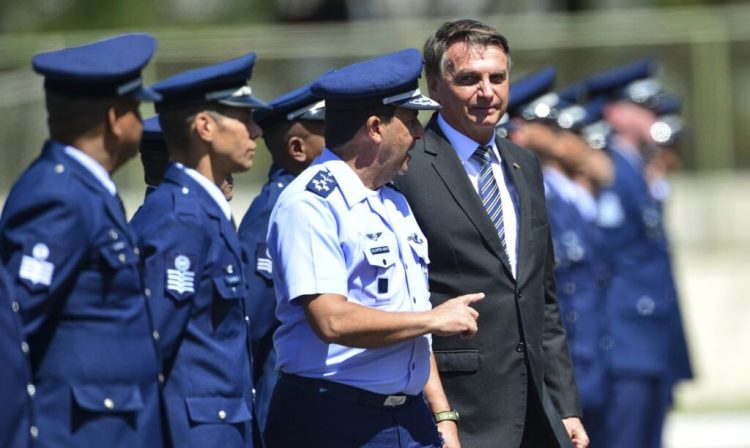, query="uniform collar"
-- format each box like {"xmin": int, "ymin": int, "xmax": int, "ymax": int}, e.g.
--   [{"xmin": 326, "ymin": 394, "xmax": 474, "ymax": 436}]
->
[
  {"xmin": 268, "ymin": 163, "xmax": 296, "ymax": 183},
  {"xmin": 60, "ymin": 143, "xmax": 117, "ymax": 195},
  {"xmin": 315, "ymin": 148, "xmax": 378, "ymax": 208},
  {"xmin": 437, "ymin": 113, "xmax": 500, "ymax": 164},
  {"xmin": 176, "ymin": 163, "xmax": 232, "ymax": 221}
]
